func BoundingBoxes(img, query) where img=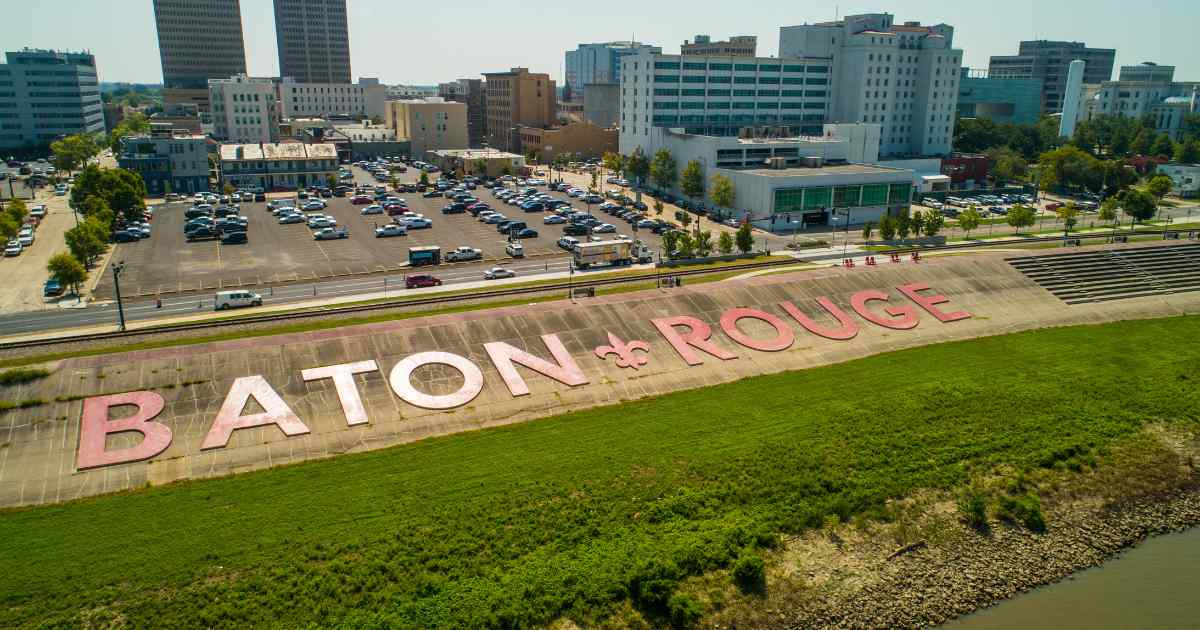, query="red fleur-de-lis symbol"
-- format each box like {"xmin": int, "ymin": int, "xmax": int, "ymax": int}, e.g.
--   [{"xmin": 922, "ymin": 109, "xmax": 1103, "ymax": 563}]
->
[{"xmin": 594, "ymin": 332, "xmax": 650, "ymax": 370}]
